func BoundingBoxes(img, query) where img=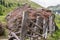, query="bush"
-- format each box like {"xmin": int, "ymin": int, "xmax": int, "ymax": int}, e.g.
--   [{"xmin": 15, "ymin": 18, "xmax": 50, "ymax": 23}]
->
[
  {"xmin": 0, "ymin": 5, "xmax": 6, "ymax": 15},
  {"xmin": 0, "ymin": 22, "xmax": 5, "ymax": 36},
  {"xmin": 0, "ymin": 5, "xmax": 3, "ymax": 15}
]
